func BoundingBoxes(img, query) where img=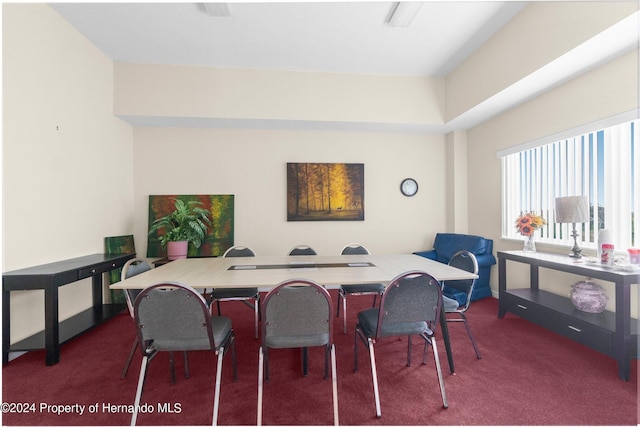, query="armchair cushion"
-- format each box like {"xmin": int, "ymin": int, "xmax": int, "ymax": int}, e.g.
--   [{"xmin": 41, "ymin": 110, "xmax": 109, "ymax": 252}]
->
[{"xmin": 414, "ymin": 233, "xmax": 496, "ymax": 303}]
